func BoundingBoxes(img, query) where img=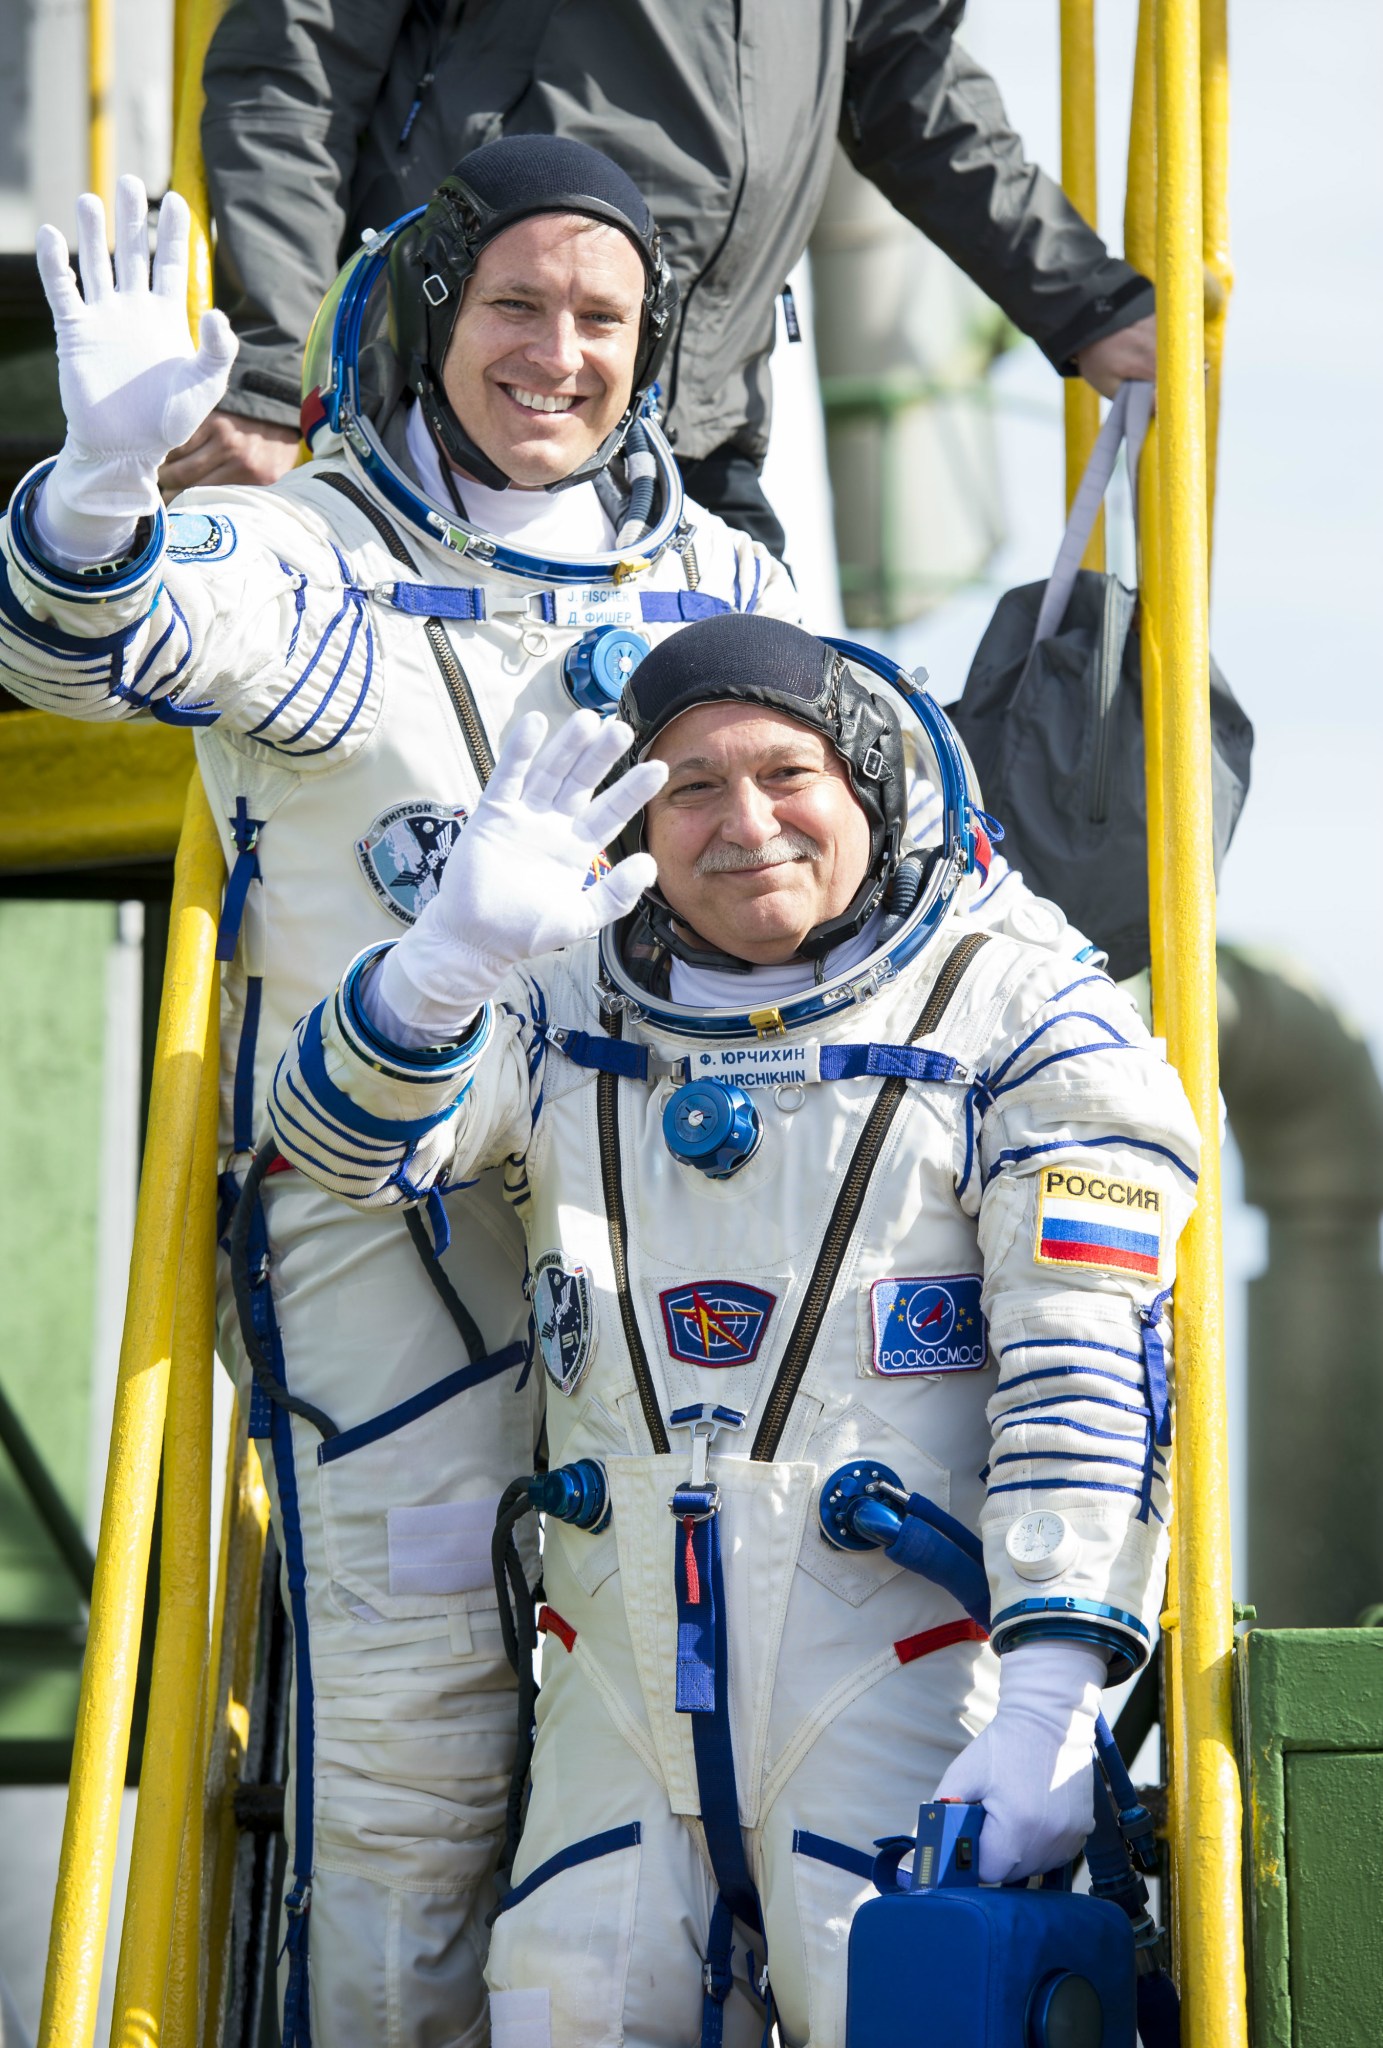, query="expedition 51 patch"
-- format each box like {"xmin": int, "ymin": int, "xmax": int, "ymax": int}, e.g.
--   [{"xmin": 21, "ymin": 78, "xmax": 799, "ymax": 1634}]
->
[
  {"xmin": 532, "ymin": 1251, "xmax": 594, "ymax": 1396},
  {"xmin": 869, "ymin": 1276, "xmax": 987, "ymax": 1375},
  {"xmin": 1034, "ymin": 1167, "xmax": 1163, "ymax": 1279}
]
